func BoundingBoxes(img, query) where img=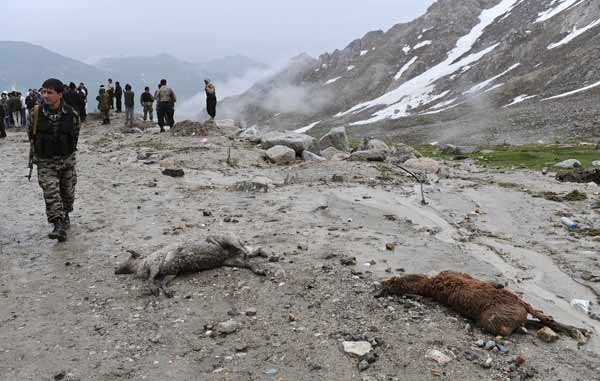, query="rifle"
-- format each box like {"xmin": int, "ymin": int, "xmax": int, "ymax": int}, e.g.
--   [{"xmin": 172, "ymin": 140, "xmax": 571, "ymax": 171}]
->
[{"xmin": 27, "ymin": 105, "xmax": 40, "ymax": 182}]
